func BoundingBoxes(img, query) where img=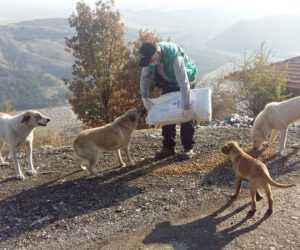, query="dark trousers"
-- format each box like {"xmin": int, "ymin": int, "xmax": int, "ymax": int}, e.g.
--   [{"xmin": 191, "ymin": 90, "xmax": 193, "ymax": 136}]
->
[{"xmin": 155, "ymin": 72, "xmax": 195, "ymax": 151}]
